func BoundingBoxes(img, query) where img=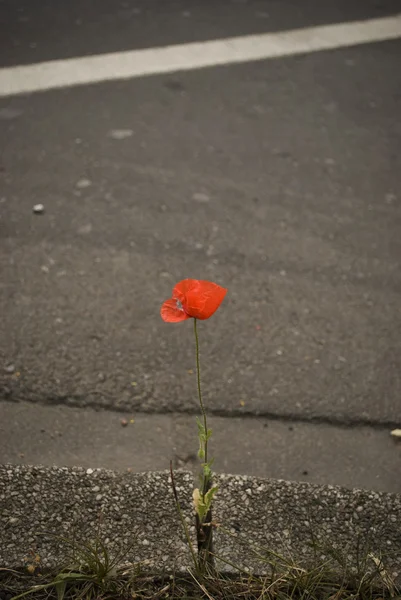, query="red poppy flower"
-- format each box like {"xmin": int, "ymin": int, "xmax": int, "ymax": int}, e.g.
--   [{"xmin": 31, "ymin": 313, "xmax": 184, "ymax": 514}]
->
[{"xmin": 161, "ymin": 279, "xmax": 227, "ymax": 322}]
